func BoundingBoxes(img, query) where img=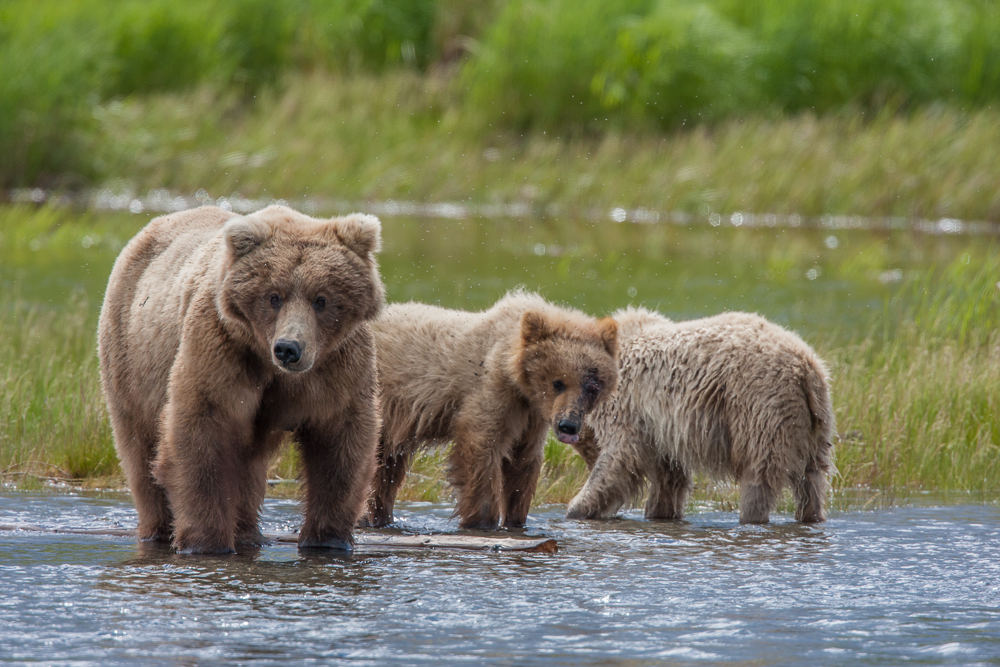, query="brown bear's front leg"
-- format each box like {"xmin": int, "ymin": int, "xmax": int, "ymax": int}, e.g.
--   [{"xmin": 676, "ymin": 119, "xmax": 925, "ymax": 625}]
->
[
  {"xmin": 155, "ymin": 424, "xmax": 244, "ymax": 555},
  {"xmin": 155, "ymin": 352, "xmax": 263, "ymax": 554},
  {"xmin": 296, "ymin": 404, "xmax": 378, "ymax": 550},
  {"xmin": 450, "ymin": 394, "xmax": 527, "ymax": 530},
  {"xmin": 501, "ymin": 423, "xmax": 548, "ymax": 528}
]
